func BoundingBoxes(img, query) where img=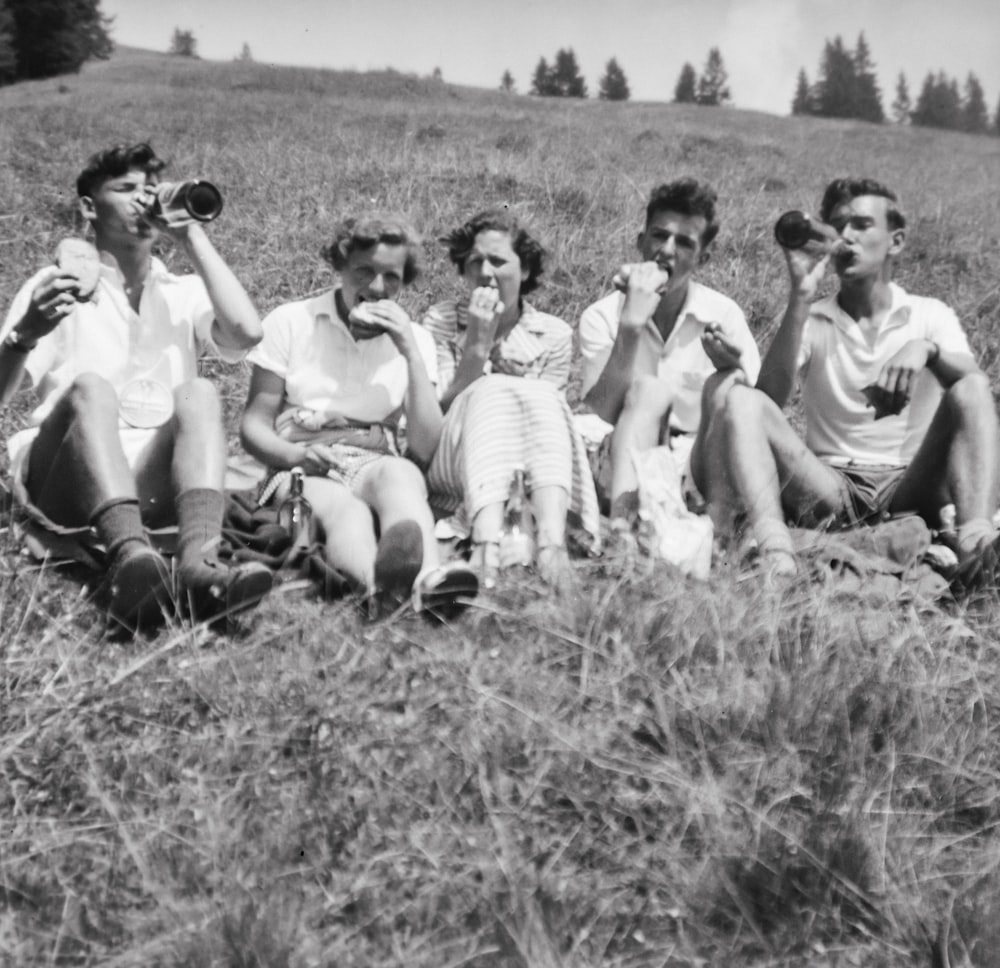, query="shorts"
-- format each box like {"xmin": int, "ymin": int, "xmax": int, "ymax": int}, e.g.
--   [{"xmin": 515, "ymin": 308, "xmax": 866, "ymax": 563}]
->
[
  {"xmin": 827, "ymin": 462, "xmax": 908, "ymax": 528},
  {"xmin": 257, "ymin": 444, "xmax": 395, "ymax": 507}
]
